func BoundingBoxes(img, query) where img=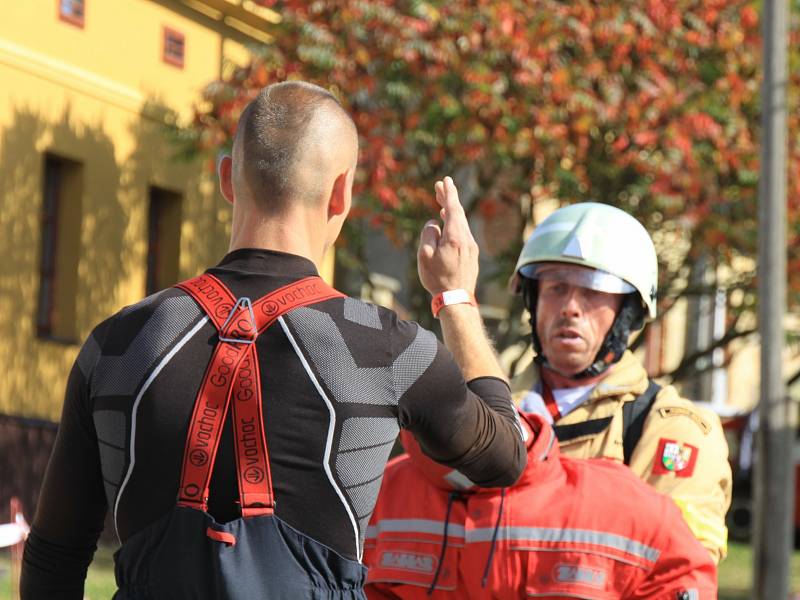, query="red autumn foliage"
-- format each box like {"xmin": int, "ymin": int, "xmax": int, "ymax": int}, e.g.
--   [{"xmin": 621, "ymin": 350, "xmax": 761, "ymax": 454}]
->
[{"xmin": 186, "ymin": 0, "xmax": 800, "ymax": 324}]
